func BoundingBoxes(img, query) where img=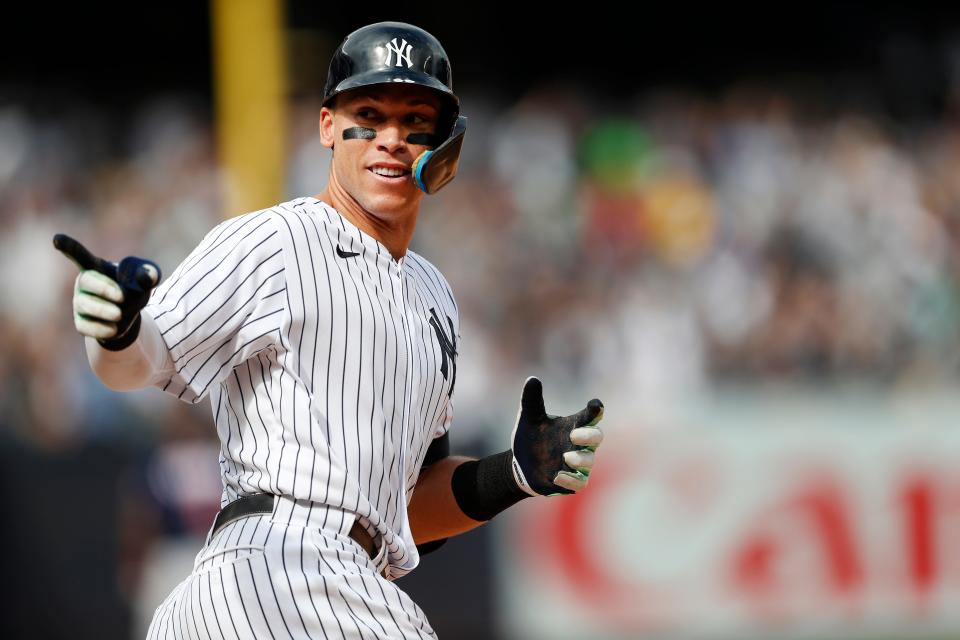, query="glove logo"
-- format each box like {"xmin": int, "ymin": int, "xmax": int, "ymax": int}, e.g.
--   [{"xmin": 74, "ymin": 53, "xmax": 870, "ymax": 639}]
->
[
  {"xmin": 511, "ymin": 458, "xmax": 529, "ymax": 490},
  {"xmin": 384, "ymin": 38, "xmax": 413, "ymax": 68},
  {"xmin": 428, "ymin": 307, "xmax": 457, "ymax": 396}
]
